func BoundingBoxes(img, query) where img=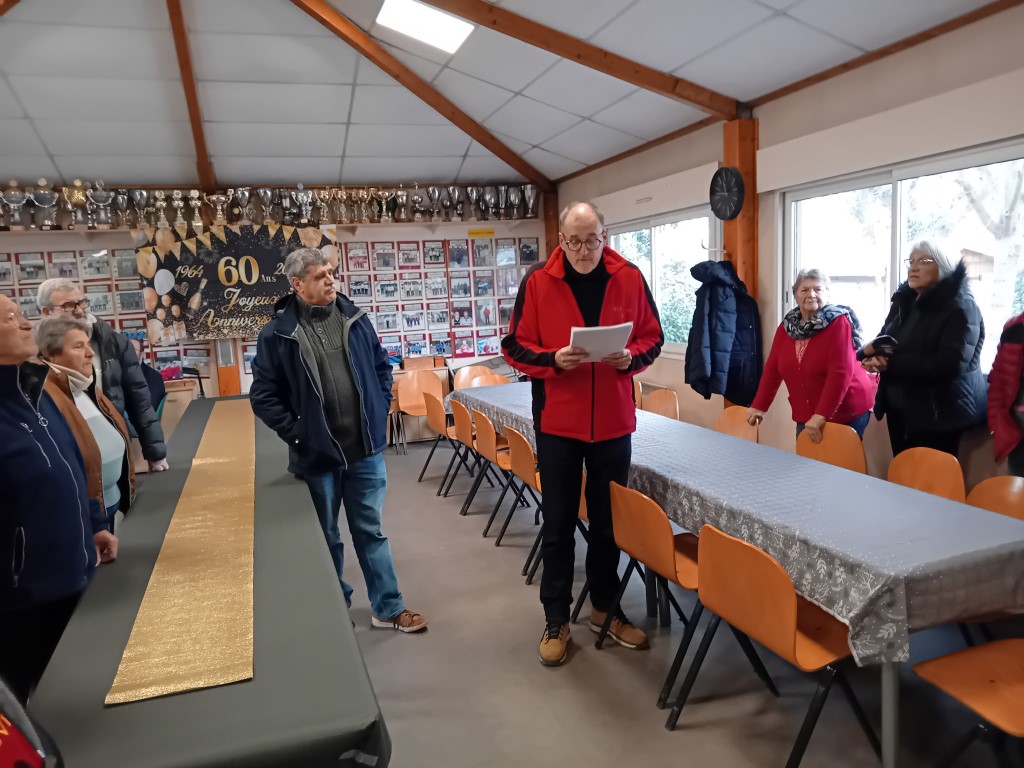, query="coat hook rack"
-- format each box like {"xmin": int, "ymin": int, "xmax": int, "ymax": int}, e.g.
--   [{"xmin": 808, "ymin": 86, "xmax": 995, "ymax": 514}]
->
[{"xmin": 701, "ymin": 239, "xmax": 728, "ymax": 256}]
